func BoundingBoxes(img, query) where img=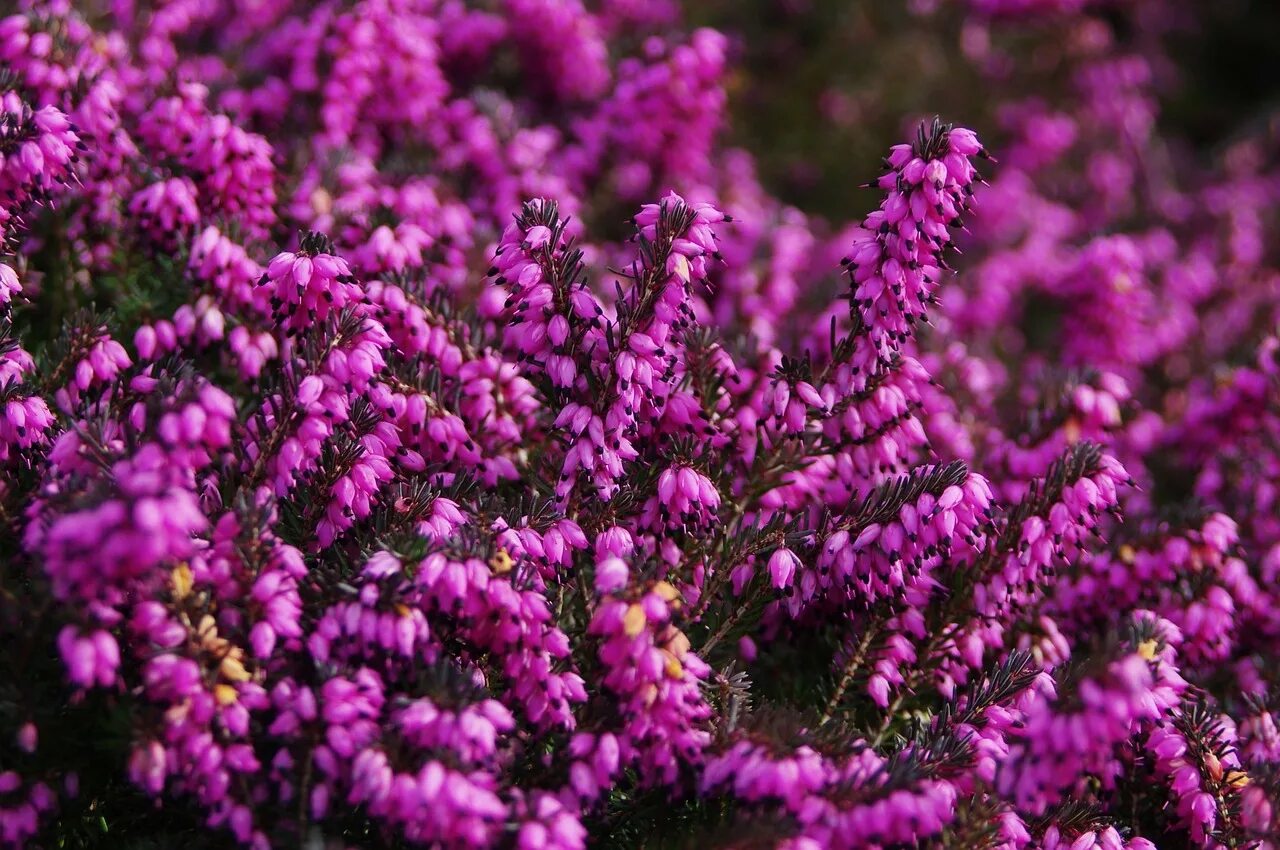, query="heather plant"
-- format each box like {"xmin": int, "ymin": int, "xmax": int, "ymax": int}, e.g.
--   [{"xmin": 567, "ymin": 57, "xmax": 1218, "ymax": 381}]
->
[{"xmin": 0, "ymin": 1, "xmax": 1279, "ymax": 849}]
